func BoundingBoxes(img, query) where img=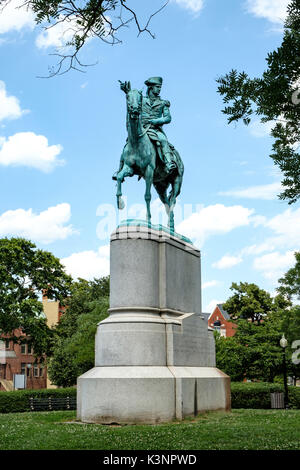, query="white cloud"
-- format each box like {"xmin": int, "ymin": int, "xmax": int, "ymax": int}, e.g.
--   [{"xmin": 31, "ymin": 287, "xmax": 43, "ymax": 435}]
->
[
  {"xmin": 219, "ymin": 182, "xmax": 282, "ymax": 200},
  {"xmin": 171, "ymin": 0, "xmax": 204, "ymax": 14},
  {"xmin": 253, "ymin": 250, "xmax": 295, "ymax": 281},
  {"xmin": 212, "ymin": 255, "xmax": 243, "ymax": 270},
  {"xmin": 177, "ymin": 204, "xmax": 254, "ymax": 247},
  {"xmin": 248, "ymin": 120, "xmax": 275, "ymax": 137},
  {"xmin": 61, "ymin": 245, "xmax": 110, "ymax": 280},
  {"xmin": 205, "ymin": 299, "xmax": 224, "ymax": 314},
  {"xmin": 242, "ymin": 207, "xmax": 300, "ymax": 258},
  {"xmin": 264, "ymin": 208, "xmax": 300, "ymax": 248},
  {"xmin": 35, "ymin": 16, "xmax": 77, "ymax": 49},
  {"xmin": 0, "ymin": 0, "xmax": 35, "ymax": 34},
  {"xmin": 0, "ymin": 132, "xmax": 64, "ymax": 172},
  {"xmin": 0, "ymin": 80, "xmax": 28, "ymax": 122},
  {"xmin": 202, "ymin": 280, "xmax": 219, "ymax": 289},
  {"xmin": 0, "ymin": 203, "xmax": 77, "ymax": 243},
  {"xmin": 246, "ymin": 0, "xmax": 290, "ymax": 25},
  {"xmin": 35, "ymin": 14, "xmax": 95, "ymax": 50}
]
